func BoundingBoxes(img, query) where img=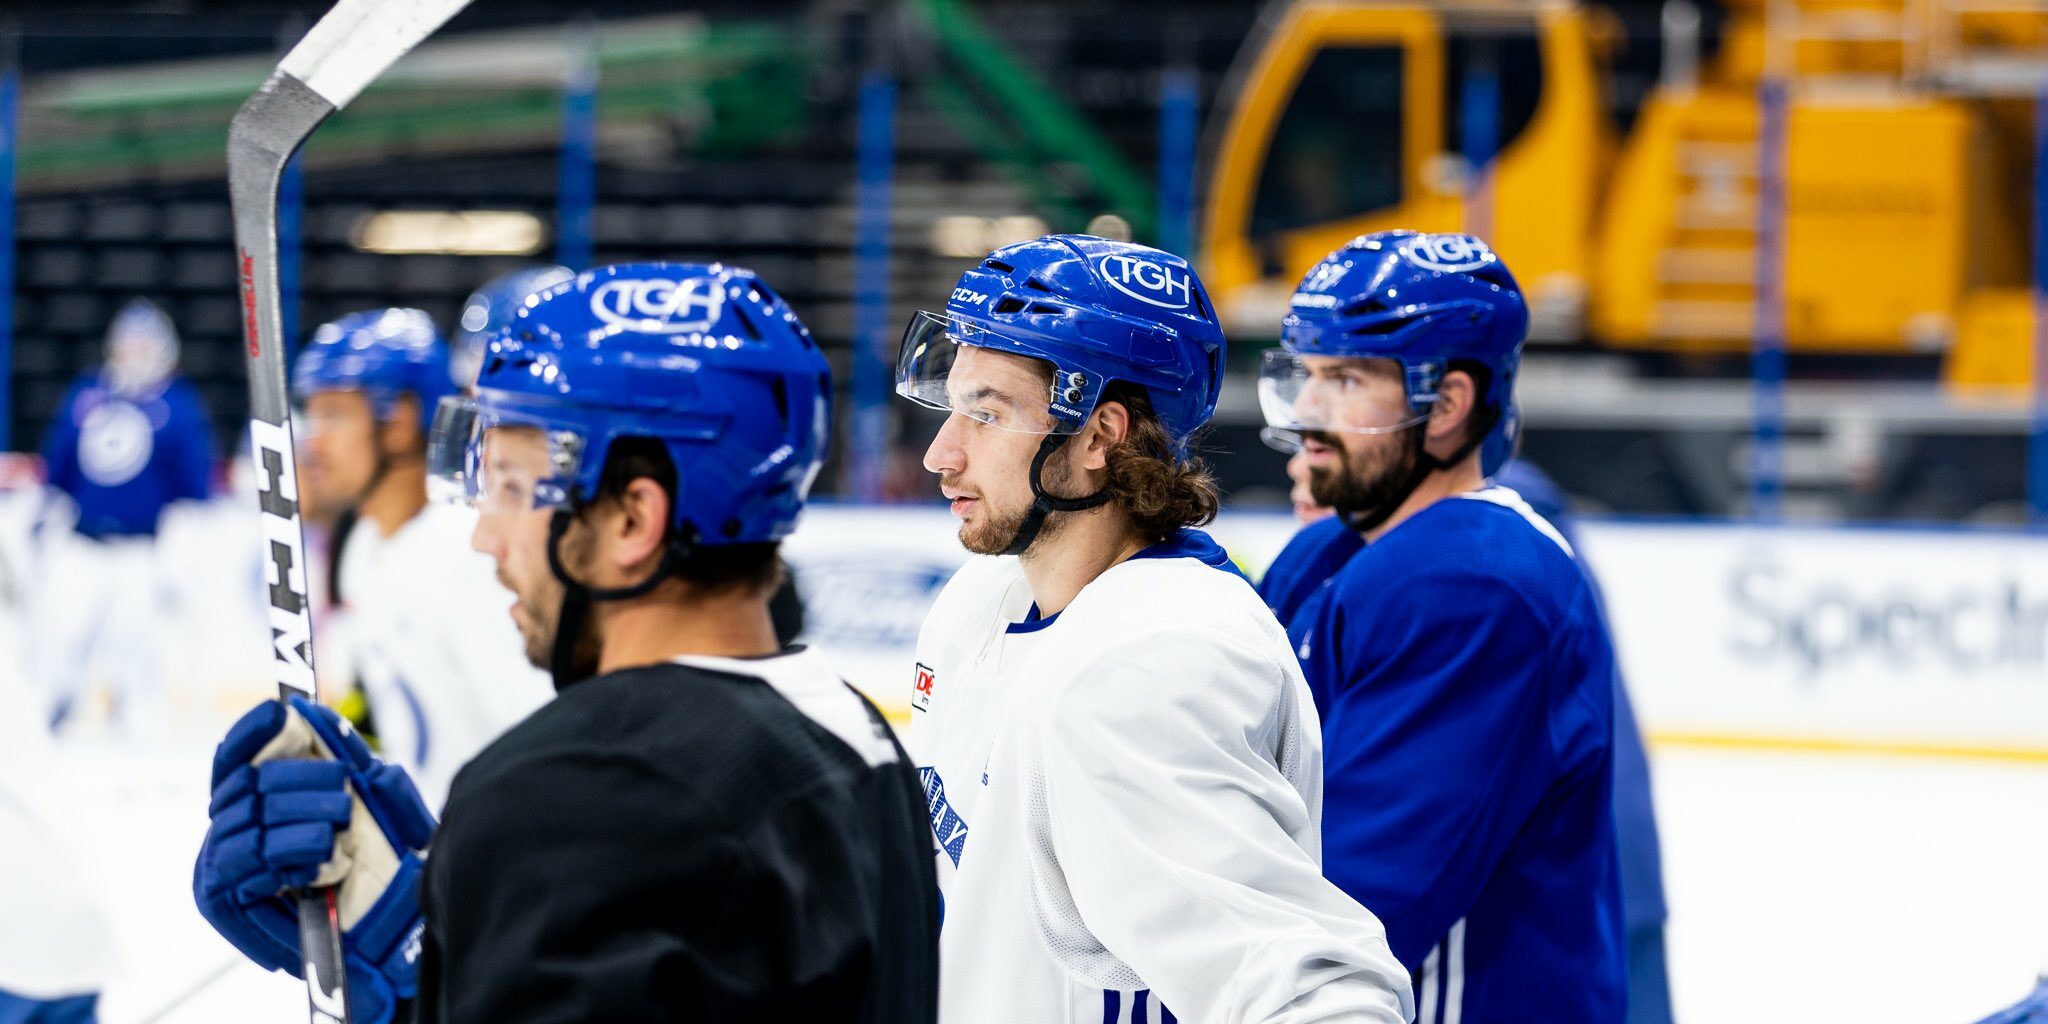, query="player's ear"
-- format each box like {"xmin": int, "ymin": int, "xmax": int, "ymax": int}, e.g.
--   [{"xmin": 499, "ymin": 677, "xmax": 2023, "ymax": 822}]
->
[
  {"xmin": 381, "ymin": 394, "xmax": 423, "ymax": 456},
  {"xmin": 610, "ymin": 476, "xmax": 671, "ymax": 572},
  {"xmin": 1426, "ymin": 370, "xmax": 1476, "ymax": 444},
  {"xmin": 1079, "ymin": 399, "xmax": 1130, "ymax": 472}
]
